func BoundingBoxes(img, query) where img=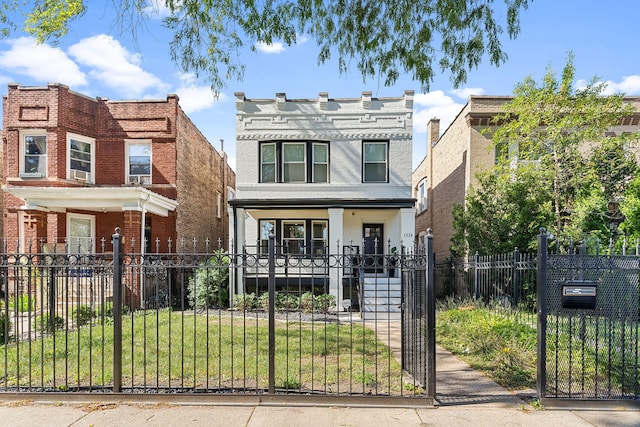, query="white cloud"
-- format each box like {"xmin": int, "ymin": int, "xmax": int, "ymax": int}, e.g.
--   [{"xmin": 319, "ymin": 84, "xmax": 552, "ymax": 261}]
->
[
  {"xmin": 450, "ymin": 87, "xmax": 485, "ymax": 100},
  {"xmin": 0, "ymin": 37, "xmax": 87, "ymax": 86},
  {"xmin": 256, "ymin": 41, "xmax": 286, "ymax": 54},
  {"xmin": 143, "ymin": 0, "xmax": 173, "ymax": 18},
  {"xmin": 68, "ymin": 34, "xmax": 168, "ymax": 97},
  {"xmin": 173, "ymin": 73, "xmax": 227, "ymax": 114},
  {"xmin": 577, "ymin": 75, "xmax": 640, "ymax": 96},
  {"xmin": 413, "ymin": 90, "xmax": 465, "ymax": 134}
]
